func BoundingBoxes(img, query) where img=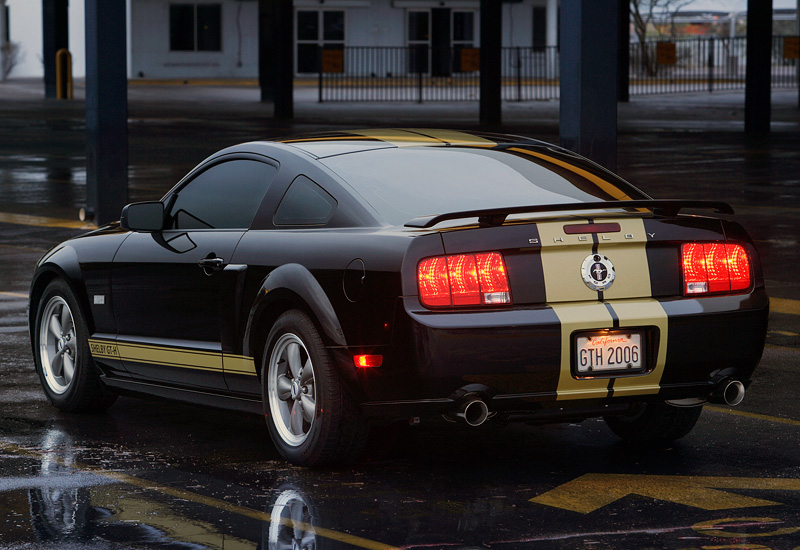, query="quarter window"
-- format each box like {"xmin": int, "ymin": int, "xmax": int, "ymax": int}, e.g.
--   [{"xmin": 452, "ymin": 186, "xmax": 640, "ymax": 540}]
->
[
  {"xmin": 169, "ymin": 160, "xmax": 276, "ymax": 230},
  {"xmin": 170, "ymin": 3, "xmax": 222, "ymax": 52},
  {"xmin": 274, "ymin": 175, "xmax": 337, "ymax": 226}
]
